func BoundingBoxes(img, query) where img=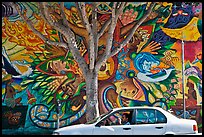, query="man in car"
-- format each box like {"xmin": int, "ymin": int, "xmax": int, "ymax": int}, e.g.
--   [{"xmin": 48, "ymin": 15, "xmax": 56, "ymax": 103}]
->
[{"xmin": 118, "ymin": 113, "xmax": 130, "ymax": 125}]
